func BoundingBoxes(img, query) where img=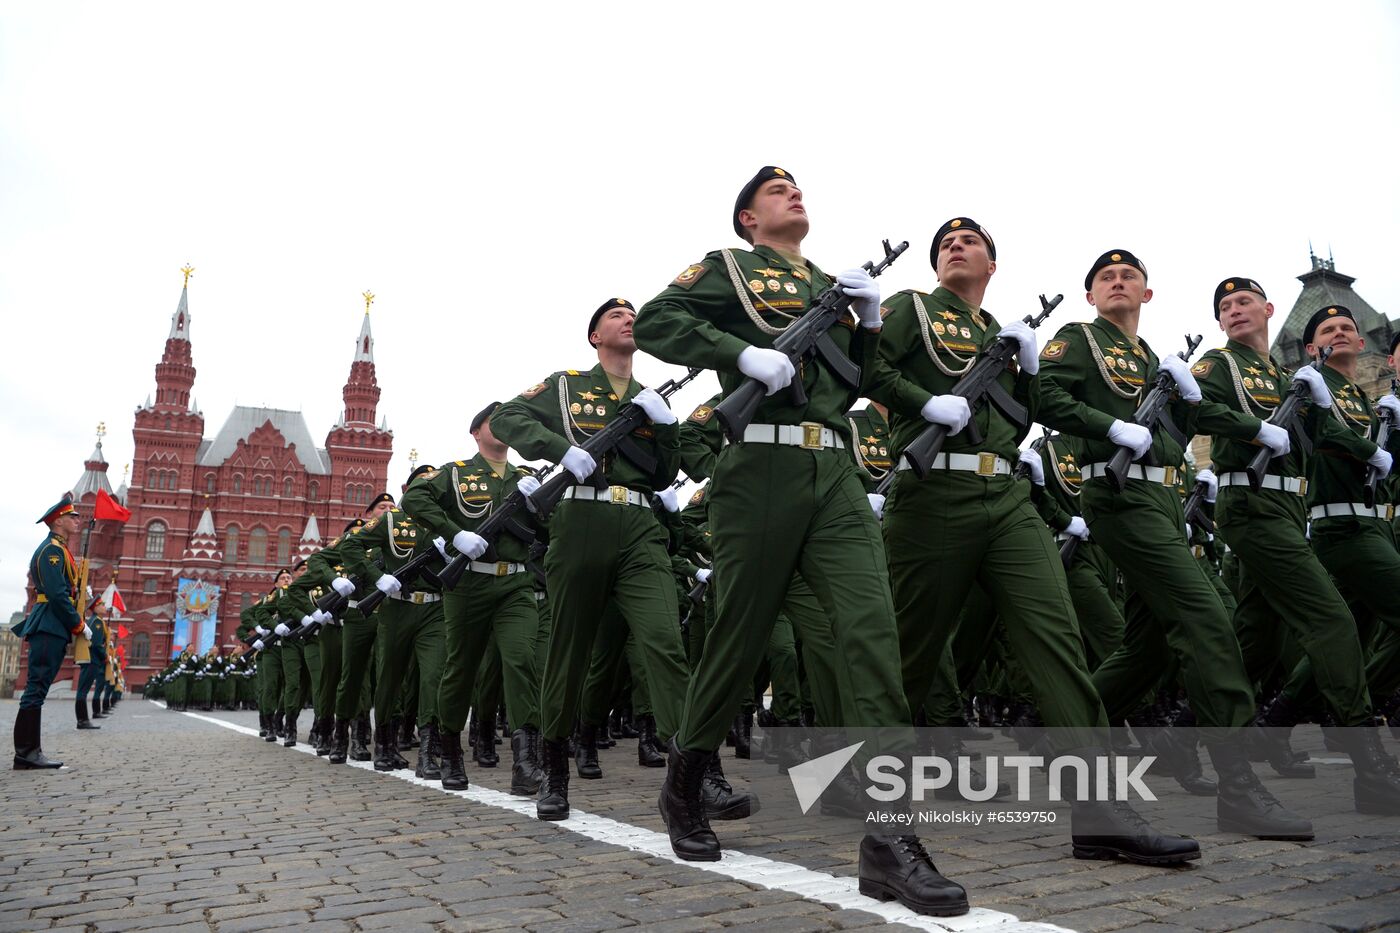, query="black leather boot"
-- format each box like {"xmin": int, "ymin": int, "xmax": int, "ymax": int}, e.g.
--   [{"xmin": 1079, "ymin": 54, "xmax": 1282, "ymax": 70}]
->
[
  {"xmin": 271, "ymin": 710, "xmax": 284, "ymax": 741},
  {"xmin": 475, "ymin": 717, "xmax": 499, "ymax": 767},
  {"xmin": 1251, "ymin": 694, "xmax": 1315, "ymax": 778},
  {"xmin": 617, "ymin": 709, "xmax": 638, "ymax": 738},
  {"xmin": 511, "ymin": 728, "xmax": 544, "ymax": 795},
  {"xmin": 387, "ymin": 717, "xmax": 409, "ymax": 768},
  {"xmin": 328, "ymin": 718, "xmax": 350, "ymax": 764},
  {"xmin": 258, "ymin": 711, "xmax": 269, "ymax": 738},
  {"xmin": 1208, "ymin": 741, "xmax": 1314, "ymax": 839},
  {"xmin": 658, "ymin": 740, "xmax": 720, "ymax": 861},
  {"xmin": 1337, "ymin": 726, "xmax": 1400, "ymax": 815},
  {"xmin": 440, "ymin": 730, "xmax": 468, "ymax": 789},
  {"xmin": 637, "ymin": 714, "xmax": 665, "ymax": 768},
  {"xmin": 858, "ymin": 834, "xmax": 969, "ymax": 916},
  {"xmin": 13, "ymin": 708, "xmax": 62, "ymax": 770},
  {"xmin": 931, "ymin": 729, "xmax": 1011, "ymax": 801},
  {"xmin": 597, "ymin": 716, "xmax": 616, "ymax": 749},
  {"xmin": 351, "ymin": 715, "xmax": 372, "ymax": 761},
  {"xmin": 283, "ymin": 713, "xmax": 298, "ymax": 748},
  {"xmin": 102, "ymin": 697, "xmax": 112, "ymax": 714},
  {"xmin": 76, "ymin": 697, "xmax": 99, "ymax": 730},
  {"xmin": 1068, "ymin": 749, "xmax": 1201, "ymax": 865},
  {"xmin": 314, "ymin": 717, "xmax": 333, "ymax": 756},
  {"xmin": 399, "ymin": 718, "xmax": 418, "ymax": 750},
  {"xmin": 574, "ymin": 724, "xmax": 602, "ymax": 779},
  {"xmin": 373, "ymin": 723, "xmax": 397, "ymax": 772},
  {"xmin": 537, "ymin": 737, "xmax": 571, "ymax": 821},
  {"xmin": 732, "ymin": 712, "xmax": 752, "ymax": 759},
  {"xmin": 702, "ymin": 752, "xmax": 757, "ymax": 820},
  {"xmin": 415, "ymin": 723, "xmax": 442, "ymax": 780},
  {"xmin": 92, "ymin": 698, "xmax": 106, "ymax": 720}
]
